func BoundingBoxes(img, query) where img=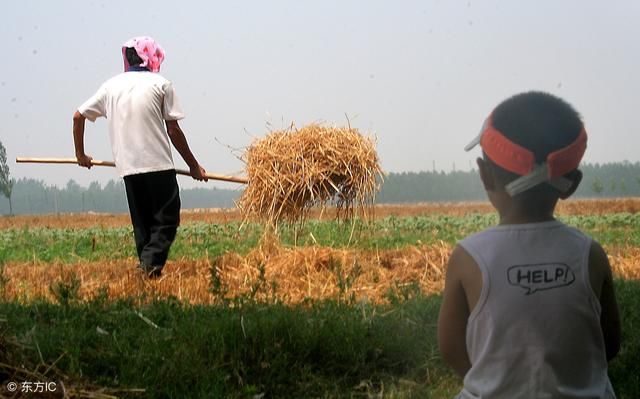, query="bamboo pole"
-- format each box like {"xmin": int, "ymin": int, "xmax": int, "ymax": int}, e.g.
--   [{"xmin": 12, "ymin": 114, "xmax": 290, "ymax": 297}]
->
[{"xmin": 16, "ymin": 157, "xmax": 248, "ymax": 184}]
